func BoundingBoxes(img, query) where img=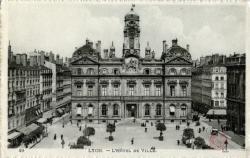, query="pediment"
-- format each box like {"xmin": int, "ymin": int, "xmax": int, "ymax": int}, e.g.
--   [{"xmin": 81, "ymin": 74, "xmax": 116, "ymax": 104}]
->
[
  {"xmin": 71, "ymin": 56, "xmax": 99, "ymax": 65},
  {"xmin": 166, "ymin": 57, "xmax": 192, "ymax": 65}
]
